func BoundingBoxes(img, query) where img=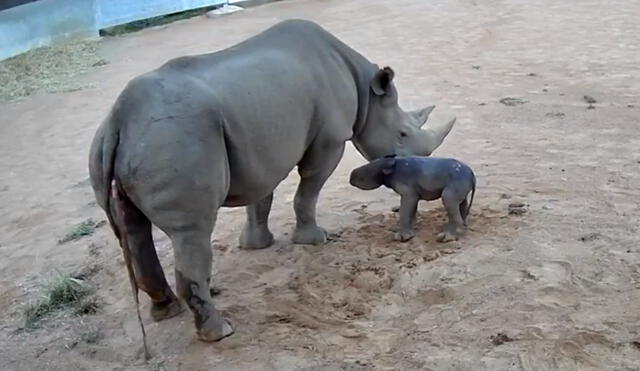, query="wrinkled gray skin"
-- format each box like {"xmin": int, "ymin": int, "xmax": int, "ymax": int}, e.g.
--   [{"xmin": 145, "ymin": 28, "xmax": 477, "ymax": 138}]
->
[
  {"xmin": 349, "ymin": 156, "xmax": 475, "ymax": 243},
  {"xmin": 88, "ymin": 19, "xmax": 455, "ymax": 342}
]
